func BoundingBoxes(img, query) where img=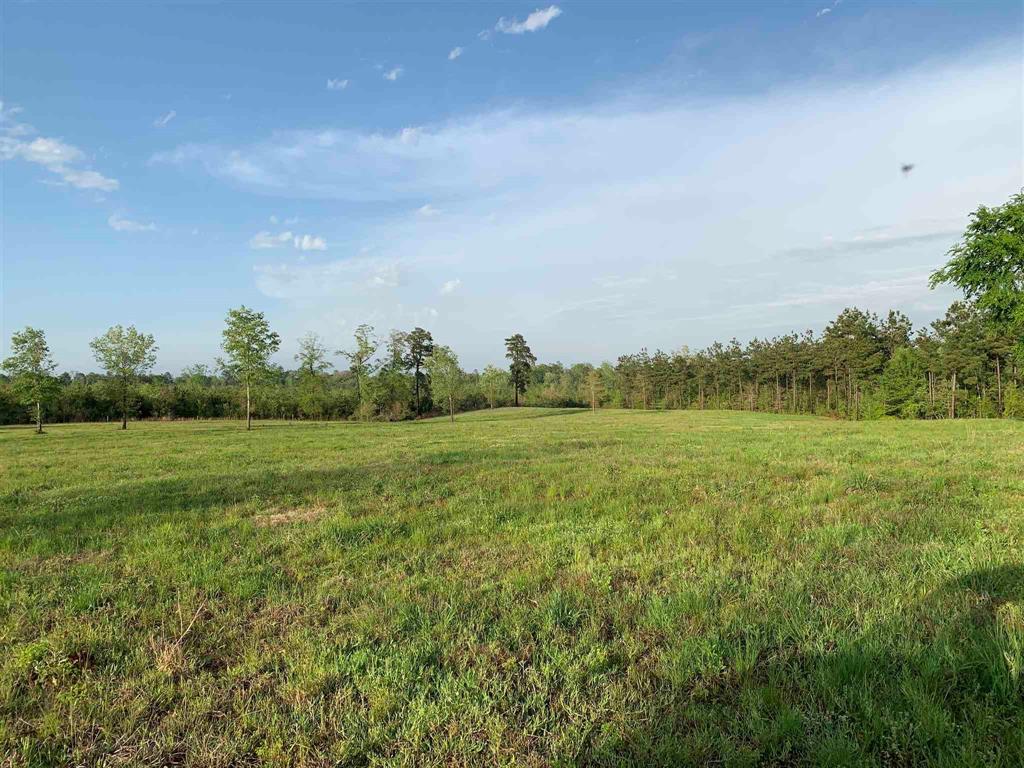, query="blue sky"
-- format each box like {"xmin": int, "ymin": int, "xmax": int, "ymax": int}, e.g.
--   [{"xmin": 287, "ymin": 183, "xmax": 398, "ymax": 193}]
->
[{"xmin": 2, "ymin": 1, "xmax": 1021, "ymax": 373}]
